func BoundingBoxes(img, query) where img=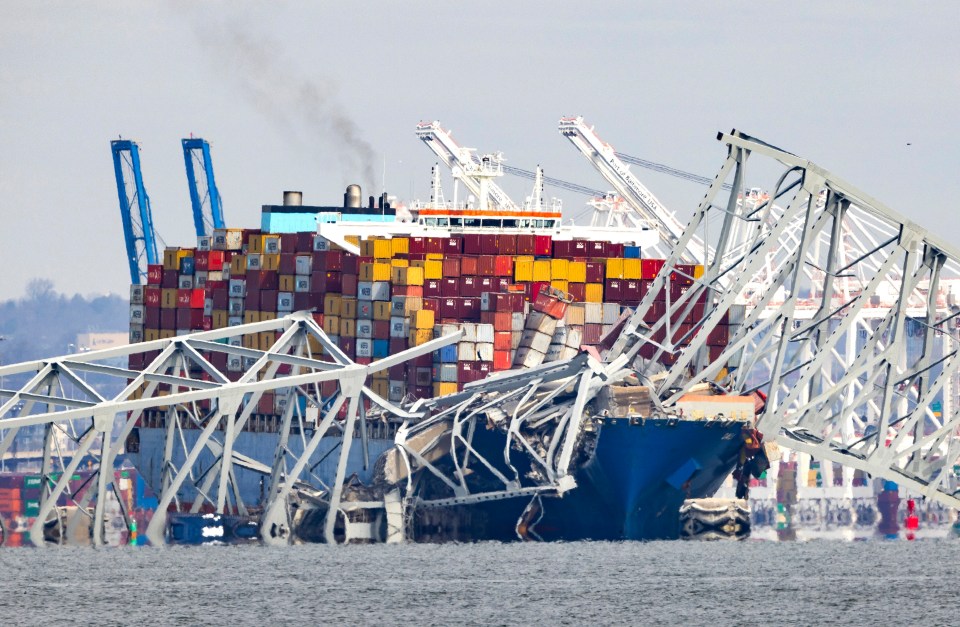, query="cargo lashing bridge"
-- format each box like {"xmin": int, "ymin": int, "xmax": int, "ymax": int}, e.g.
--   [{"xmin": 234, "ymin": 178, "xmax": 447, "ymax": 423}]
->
[{"xmin": 3, "ymin": 131, "xmax": 960, "ymax": 546}]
